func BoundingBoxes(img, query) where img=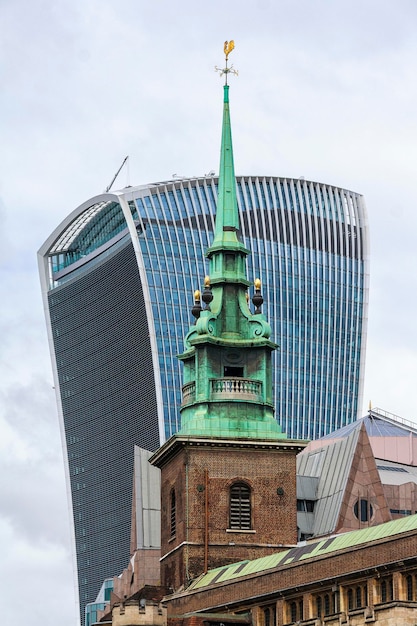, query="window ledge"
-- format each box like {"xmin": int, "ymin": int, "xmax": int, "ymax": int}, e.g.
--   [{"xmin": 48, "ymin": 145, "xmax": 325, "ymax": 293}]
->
[{"xmin": 226, "ymin": 528, "xmax": 256, "ymax": 534}]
